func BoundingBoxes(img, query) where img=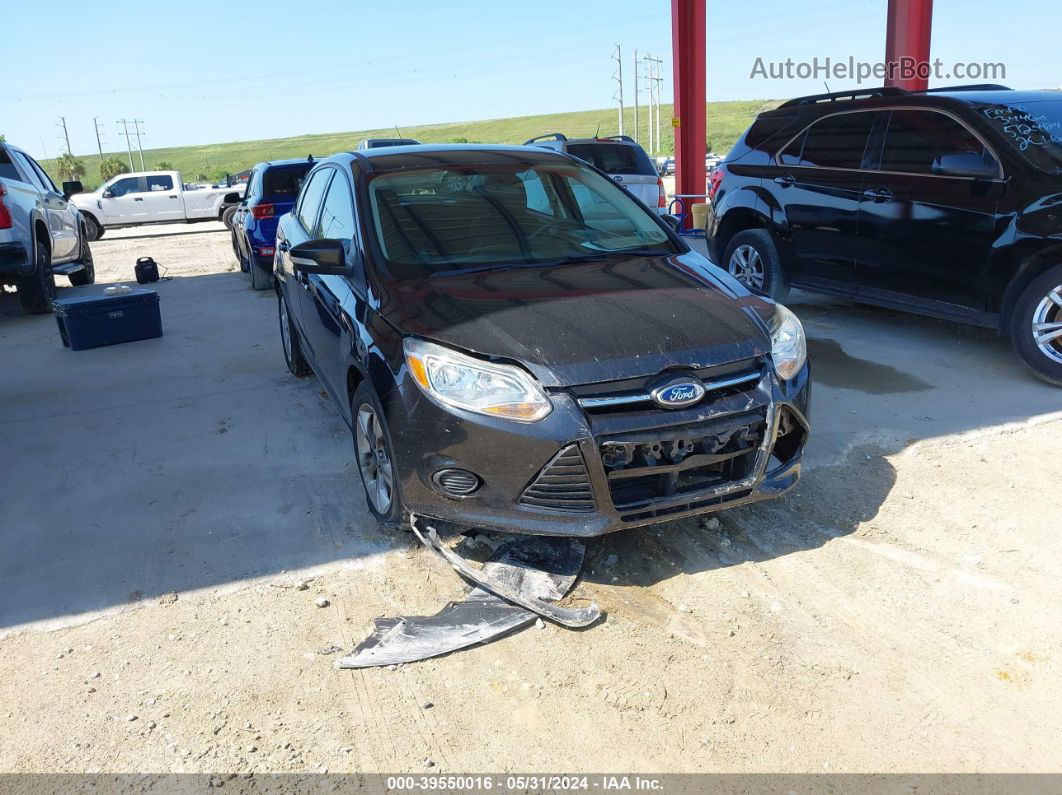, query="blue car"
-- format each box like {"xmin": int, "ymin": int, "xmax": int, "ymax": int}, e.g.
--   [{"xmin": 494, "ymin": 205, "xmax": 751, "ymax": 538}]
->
[{"xmin": 231, "ymin": 157, "xmax": 314, "ymax": 289}]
